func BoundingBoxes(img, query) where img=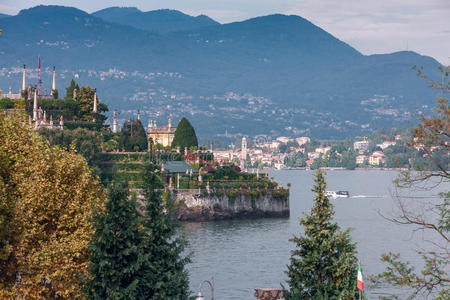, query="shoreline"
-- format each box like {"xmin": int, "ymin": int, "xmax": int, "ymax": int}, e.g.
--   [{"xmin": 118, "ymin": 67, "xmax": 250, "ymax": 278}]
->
[{"xmin": 265, "ymin": 167, "xmax": 408, "ymax": 171}]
